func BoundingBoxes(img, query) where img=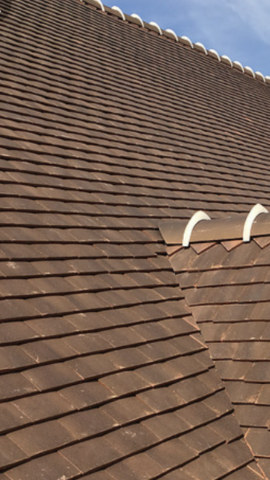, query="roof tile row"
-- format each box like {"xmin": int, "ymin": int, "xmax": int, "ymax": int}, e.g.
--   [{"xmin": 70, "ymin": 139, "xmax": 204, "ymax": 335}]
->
[
  {"xmin": 2, "ymin": 0, "xmax": 270, "ymax": 477},
  {"xmin": 163, "ymin": 221, "xmax": 270, "ymax": 476}
]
